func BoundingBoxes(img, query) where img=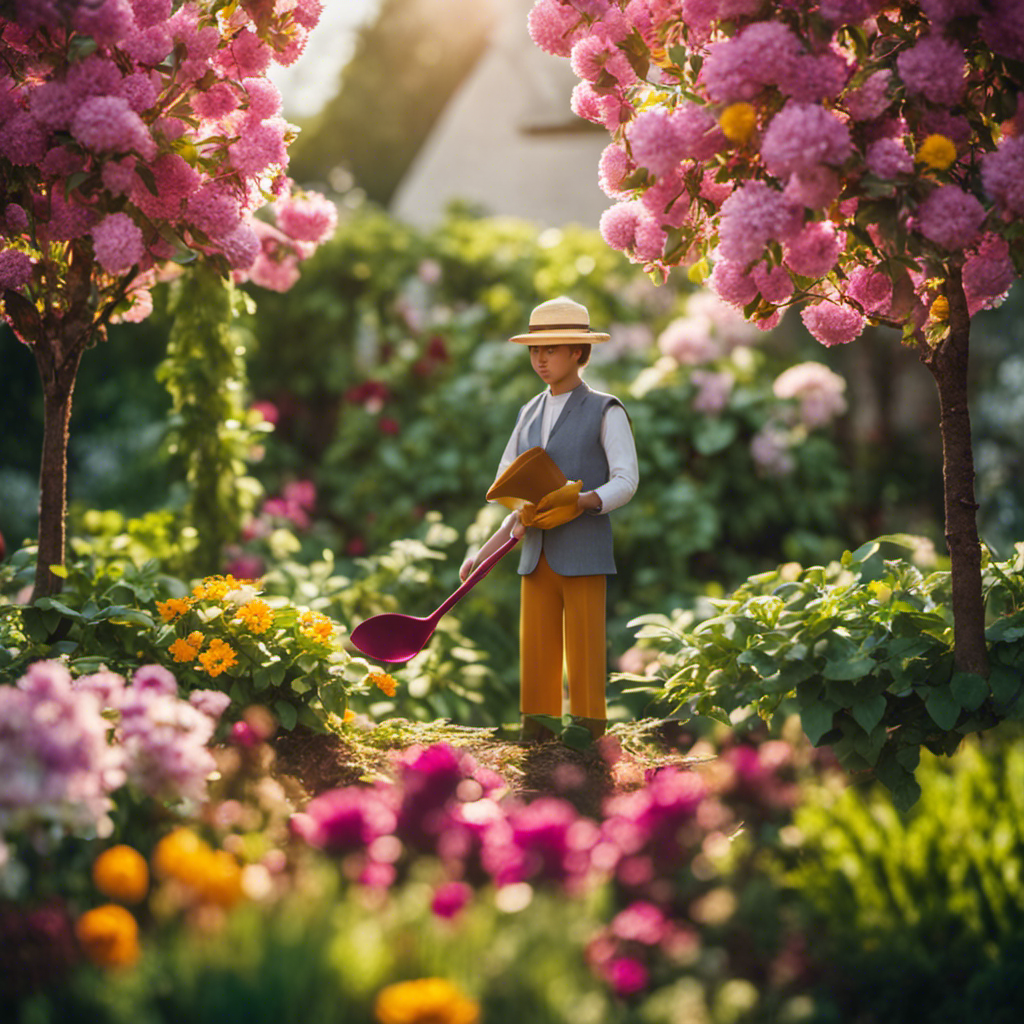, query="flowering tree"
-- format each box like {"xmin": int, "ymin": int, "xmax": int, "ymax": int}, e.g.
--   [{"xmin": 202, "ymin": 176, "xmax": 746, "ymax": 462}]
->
[
  {"xmin": 0, "ymin": 0, "xmax": 338, "ymax": 599},
  {"xmin": 529, "ymin": 0, "xmax": 1023, "ymax": 675}
]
